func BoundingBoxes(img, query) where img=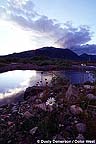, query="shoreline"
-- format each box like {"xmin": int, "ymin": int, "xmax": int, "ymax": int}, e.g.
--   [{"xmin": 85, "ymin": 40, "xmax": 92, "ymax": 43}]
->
[{"xmin": 0, "ymin": 63, "xmax": 96, "ymax": 73}]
